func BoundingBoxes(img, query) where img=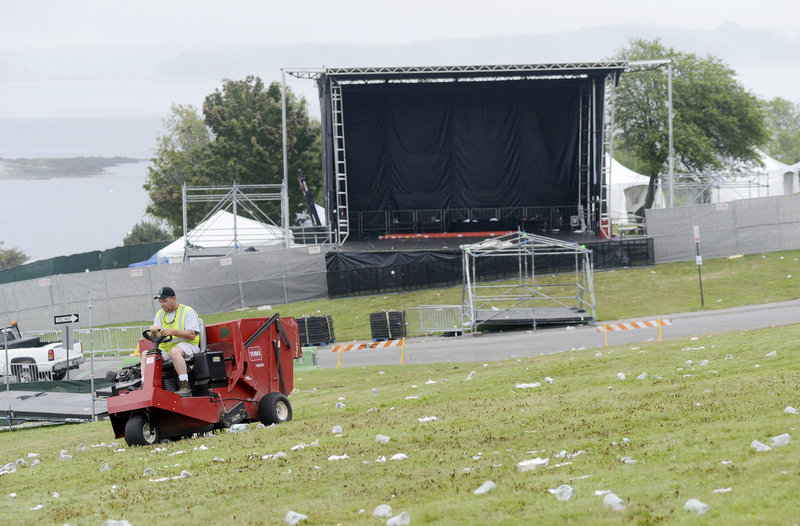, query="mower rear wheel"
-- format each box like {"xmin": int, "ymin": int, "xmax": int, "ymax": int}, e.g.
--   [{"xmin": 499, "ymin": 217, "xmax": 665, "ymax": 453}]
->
[
  {"xmin": 124, "ymin": 414, "xmax": 161, "ymax": 446},
  {"xmin": 258, "ymin": 393, "xmax": 292, "ymax": 425}
]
